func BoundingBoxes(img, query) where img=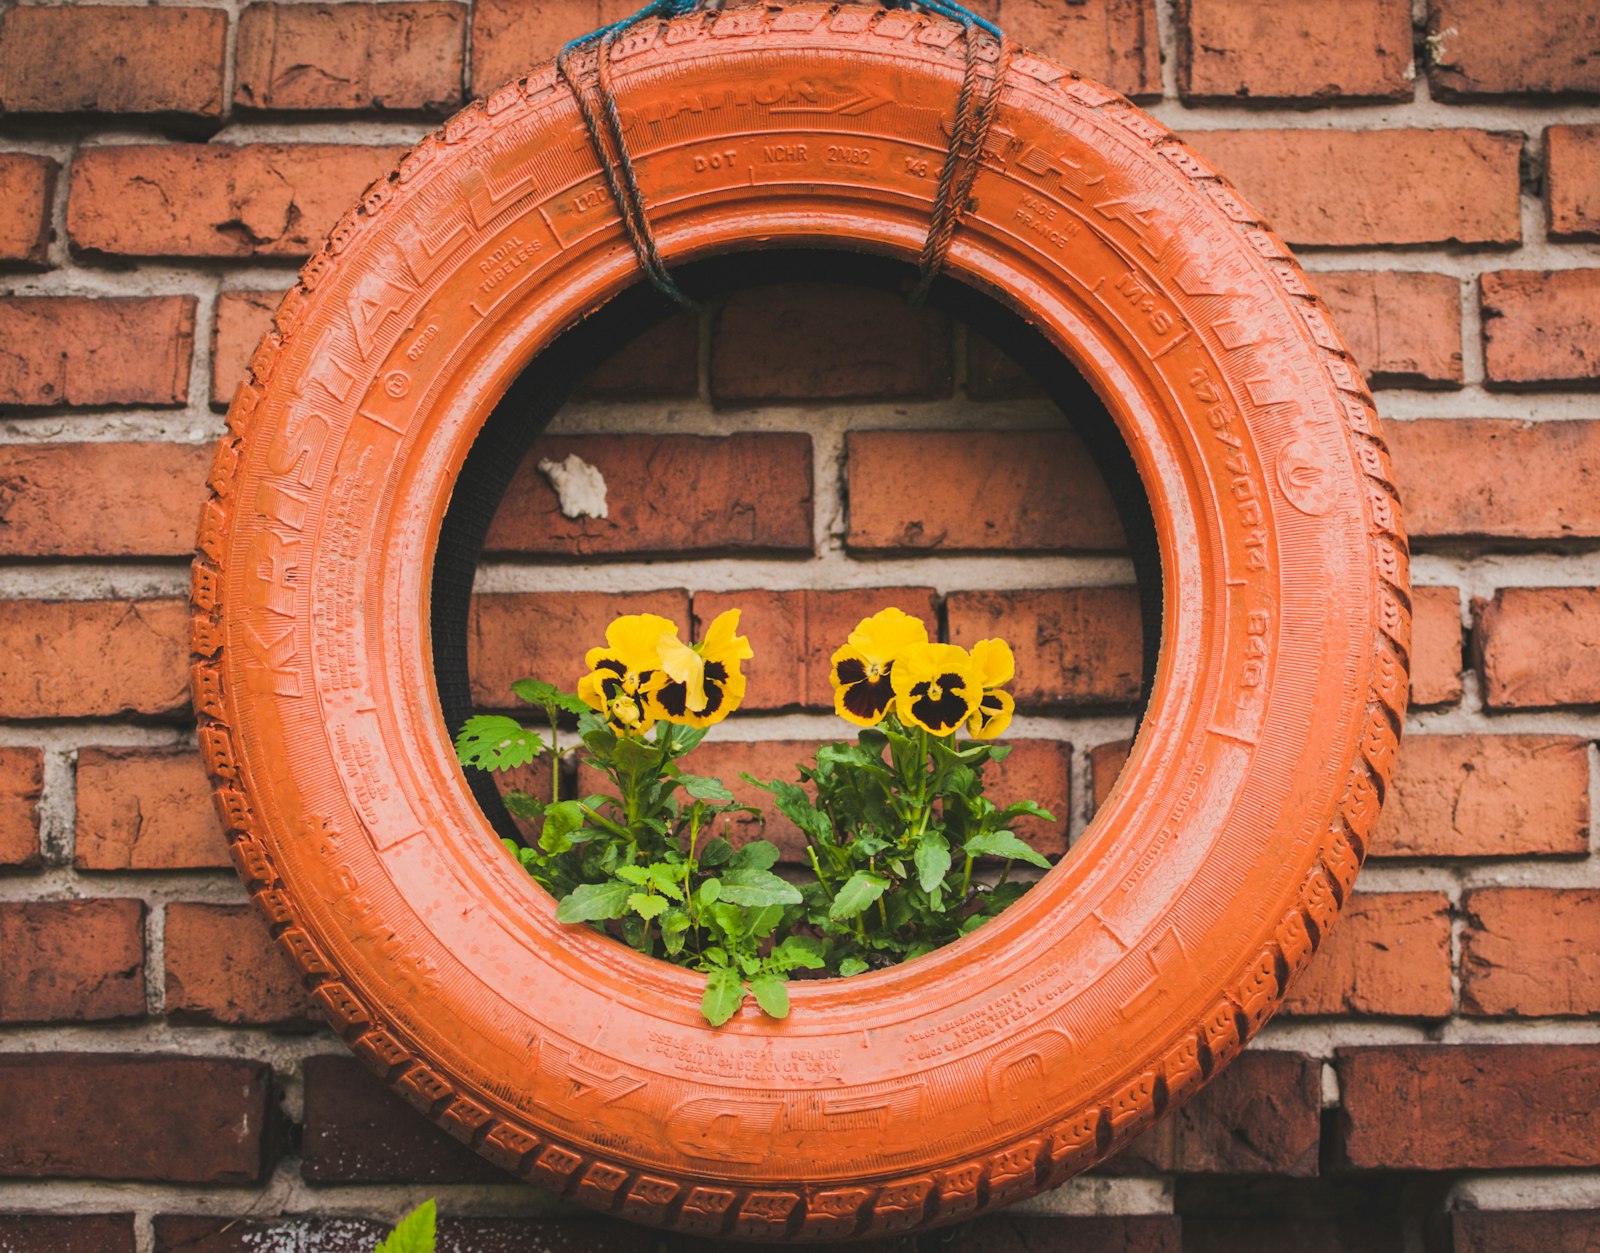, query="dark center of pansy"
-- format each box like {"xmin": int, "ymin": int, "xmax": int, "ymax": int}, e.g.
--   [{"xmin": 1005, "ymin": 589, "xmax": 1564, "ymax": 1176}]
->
[{"xmin": 910, "ymin": 672, "xmax": 970, "ymax": 731}]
